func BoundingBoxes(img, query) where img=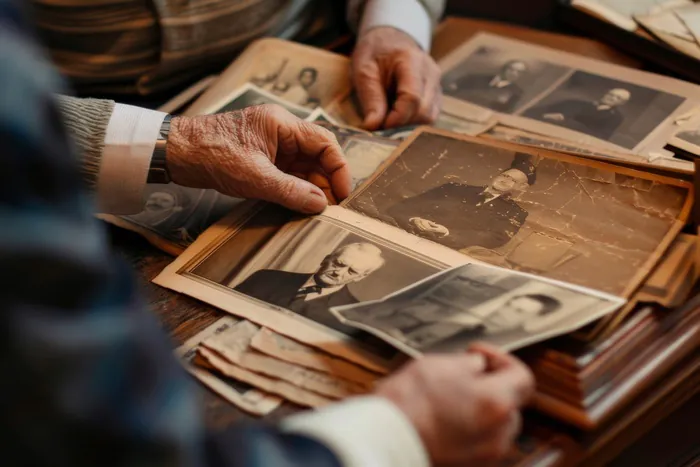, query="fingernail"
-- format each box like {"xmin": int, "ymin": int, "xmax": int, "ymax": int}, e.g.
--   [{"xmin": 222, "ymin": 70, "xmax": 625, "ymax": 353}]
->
[{"xmin": 301, "ymin": 187, "xmax": 327, "ymax": 214}]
